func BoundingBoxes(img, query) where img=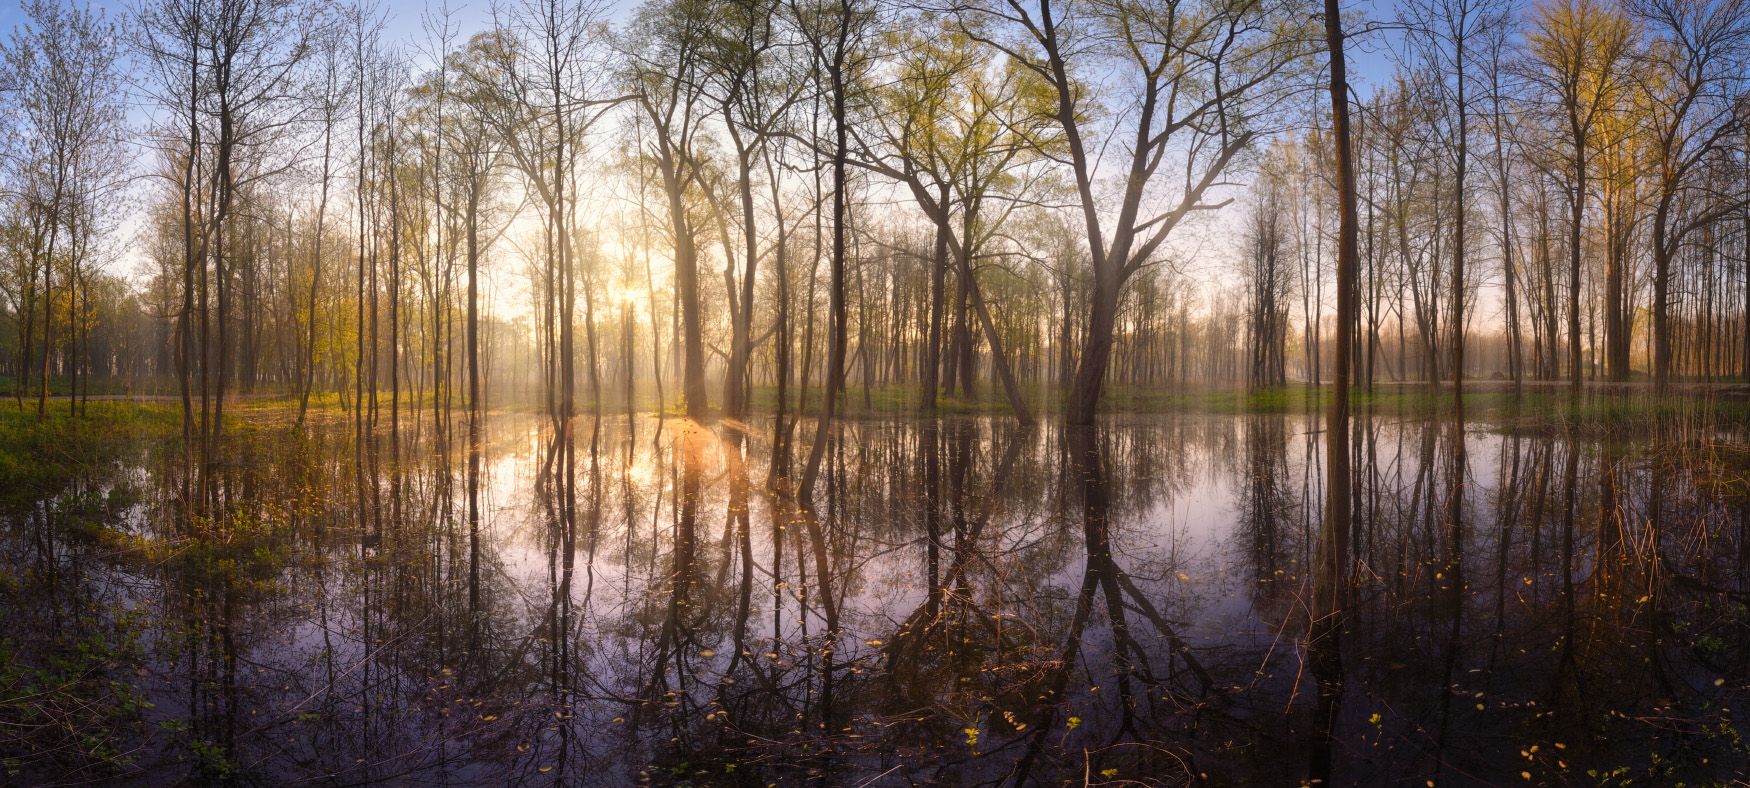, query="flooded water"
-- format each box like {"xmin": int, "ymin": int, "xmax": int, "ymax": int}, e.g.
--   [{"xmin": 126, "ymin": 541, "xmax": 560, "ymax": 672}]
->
[{"xmin": 6, "ymin": 408, "xmax": 1749, "ymax": 786}]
